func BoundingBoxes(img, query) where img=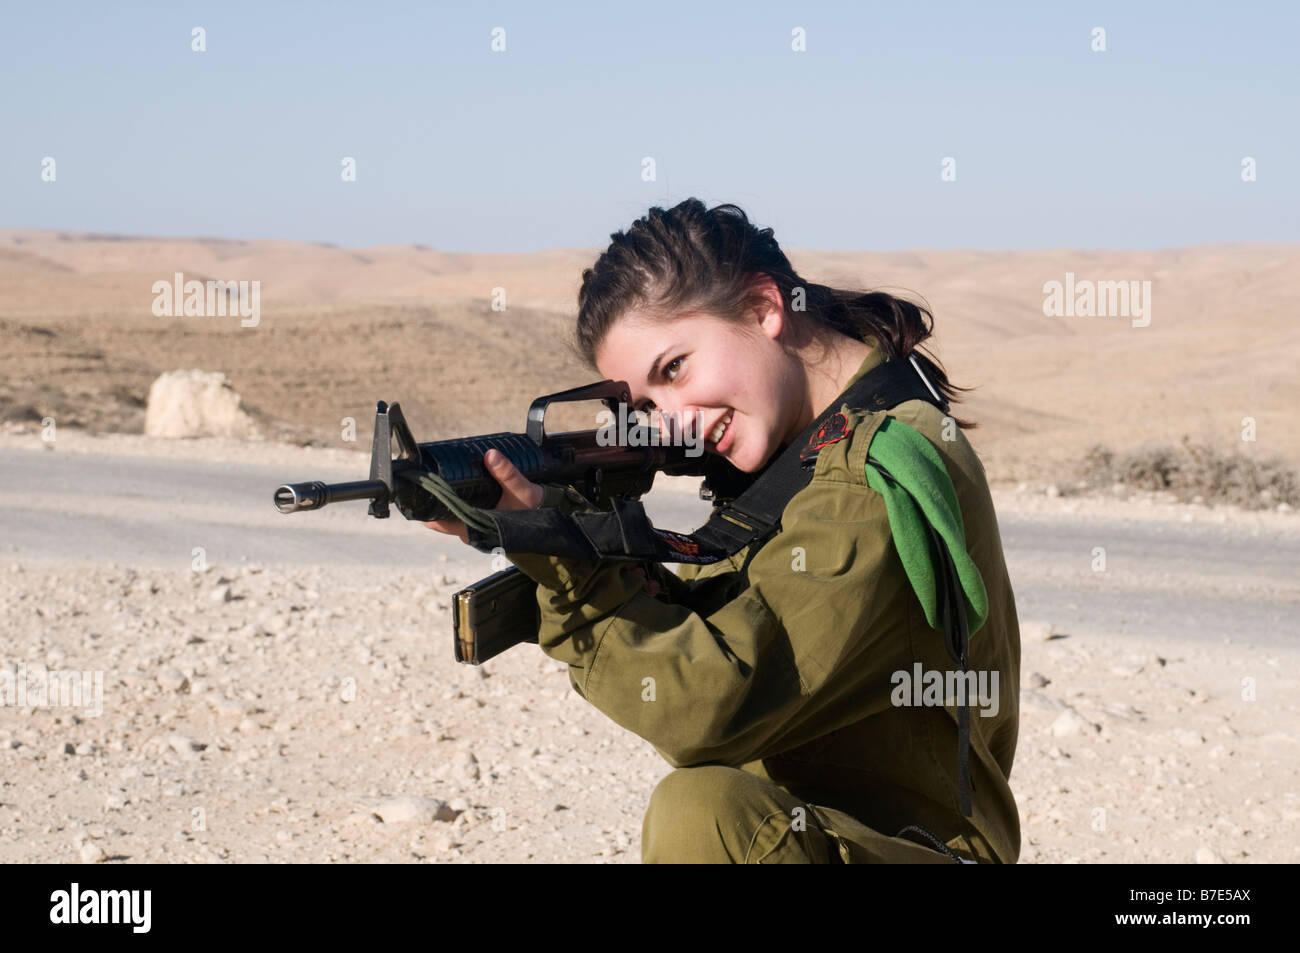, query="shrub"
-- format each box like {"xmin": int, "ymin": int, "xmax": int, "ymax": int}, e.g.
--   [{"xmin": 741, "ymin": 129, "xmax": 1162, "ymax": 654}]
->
[{"xmin": 1076, "ymin": 436, "xmax": 1299, "ymax": 509}]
